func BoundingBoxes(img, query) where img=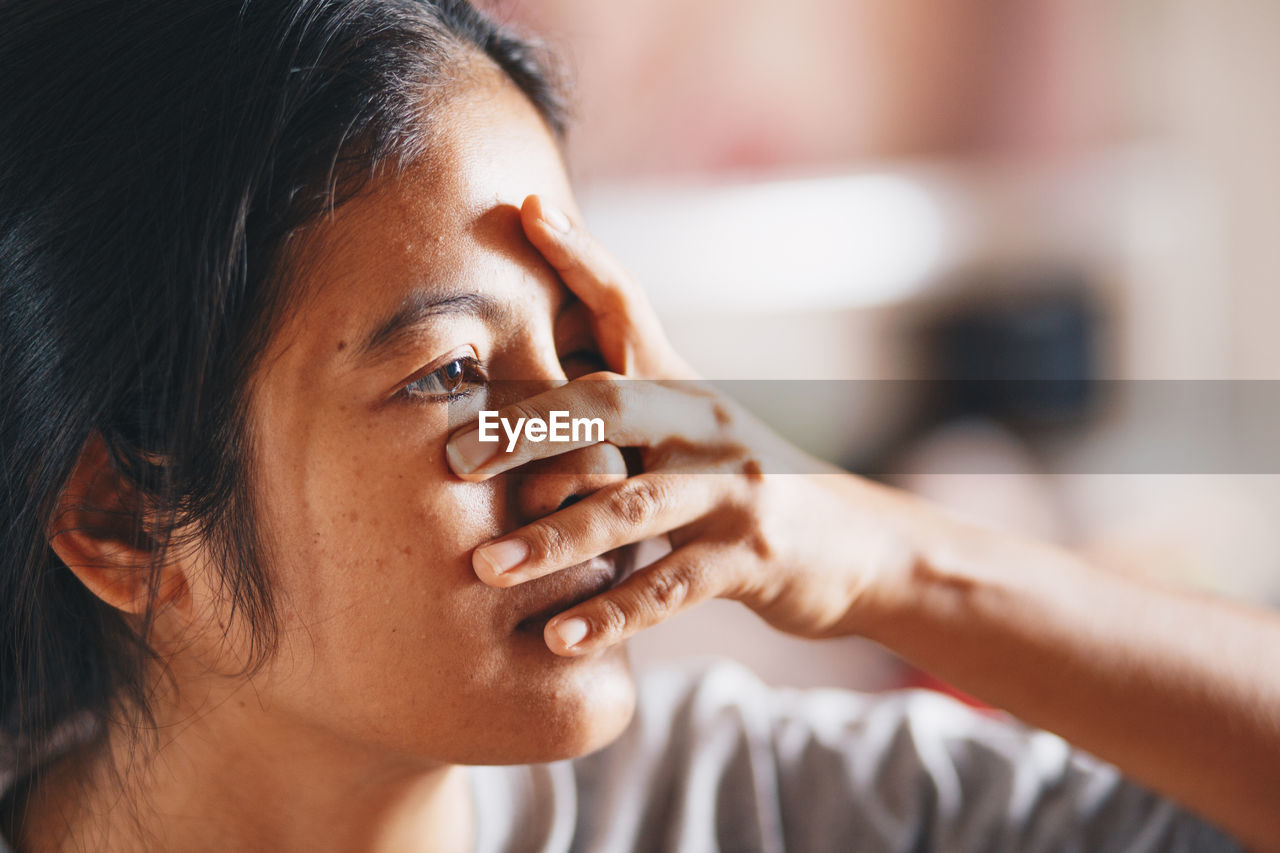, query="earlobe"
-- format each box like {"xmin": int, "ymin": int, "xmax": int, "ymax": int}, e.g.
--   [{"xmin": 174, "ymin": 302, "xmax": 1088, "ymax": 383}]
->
[{"xmin": 47, "ymin": 433, "xmax": 189, "ymax": 615}]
